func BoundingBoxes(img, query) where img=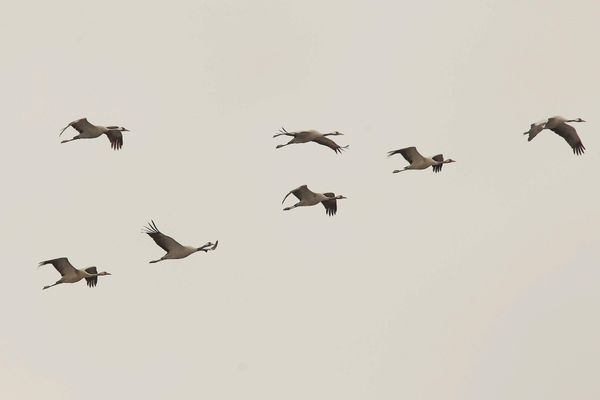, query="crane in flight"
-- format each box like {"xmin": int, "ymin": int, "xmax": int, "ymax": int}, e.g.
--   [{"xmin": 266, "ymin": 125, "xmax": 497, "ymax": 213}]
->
[{"xmin": 143, "ymin": 220, "xmax": 218, "ymax": 264}]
